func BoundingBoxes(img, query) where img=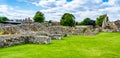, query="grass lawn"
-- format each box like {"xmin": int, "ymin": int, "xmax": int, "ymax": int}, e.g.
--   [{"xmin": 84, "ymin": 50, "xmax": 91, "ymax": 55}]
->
[{"xmin": 0, "ymin": 32, "xmax": 120, "ymax": 58}]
